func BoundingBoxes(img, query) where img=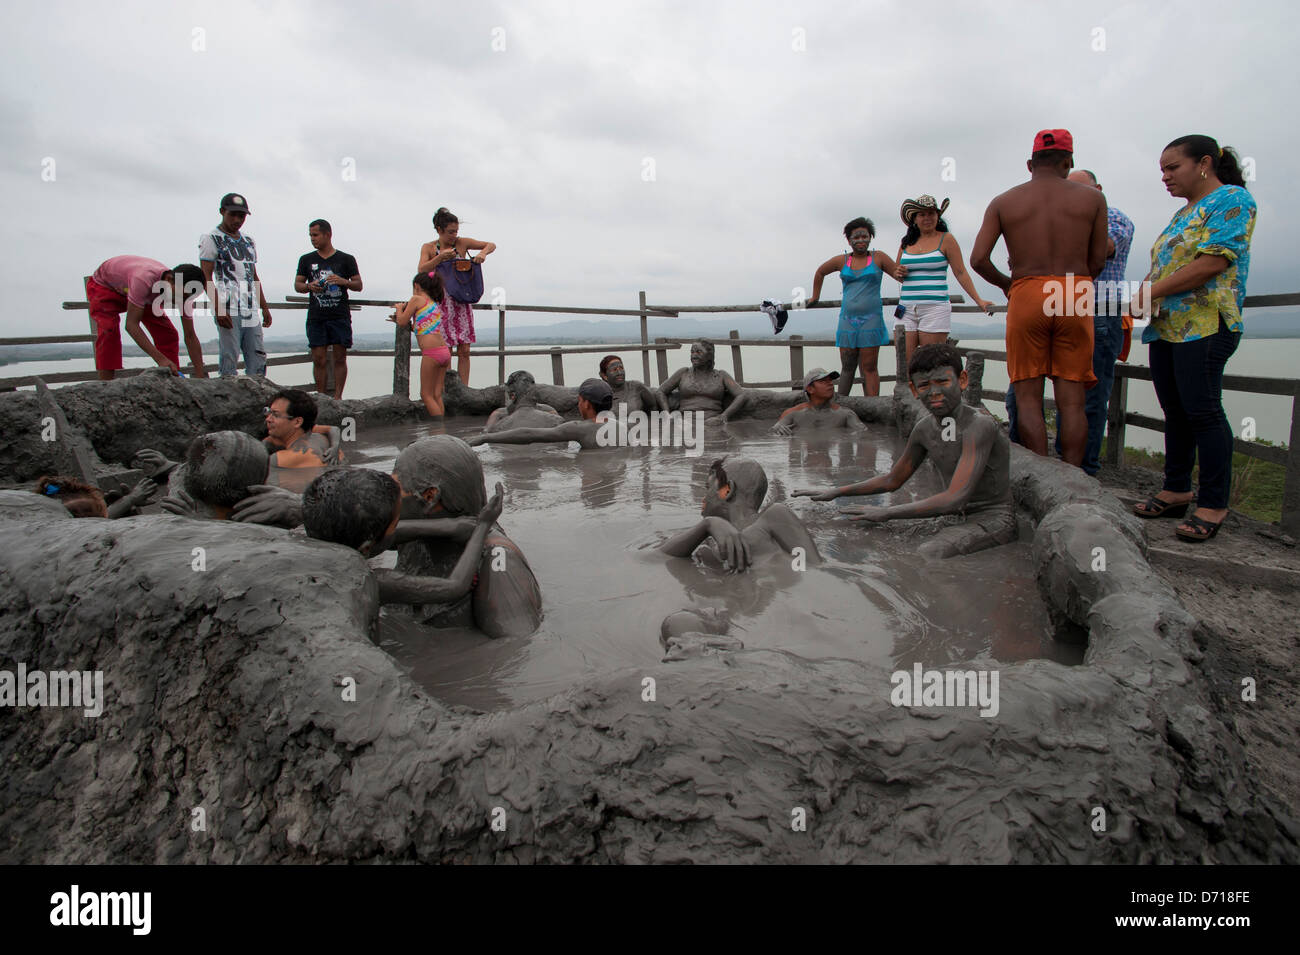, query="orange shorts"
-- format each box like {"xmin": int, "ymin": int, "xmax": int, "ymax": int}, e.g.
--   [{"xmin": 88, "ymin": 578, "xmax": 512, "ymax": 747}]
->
[{"xmin": 1005, "ymin": 276, "xmax": 1096, "ymax": 386}]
